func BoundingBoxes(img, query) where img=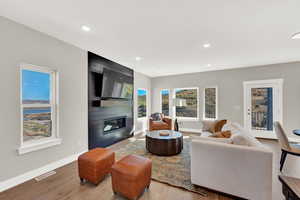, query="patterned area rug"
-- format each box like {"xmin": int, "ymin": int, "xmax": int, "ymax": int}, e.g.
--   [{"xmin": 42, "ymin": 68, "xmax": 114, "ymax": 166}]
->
[{"xmin": 115, "ymin": 133, "xmax": 207, "ymax": 196}]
